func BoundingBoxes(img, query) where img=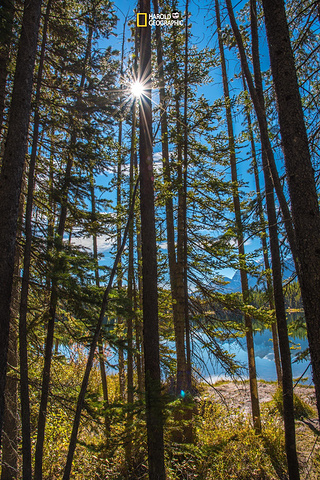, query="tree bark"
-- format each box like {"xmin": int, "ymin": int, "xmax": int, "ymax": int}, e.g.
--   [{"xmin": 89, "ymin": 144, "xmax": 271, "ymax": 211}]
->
[
  {"xmin": 0, "ymin": 0, "xmax": 42, "ymax": 442},
  {"xmin": 216, "ymin": 0, "xmax": 261, "ymax": 433},
  {"xmin": 173, "ymin": 32, "xmax": 188, "ymax": 397},
  {"xmin": 153, "ymin": 0, "xmax": 177, "ymax": 303},
  {"xmin": 117, "ymin": 19, "xmax": 126, "ymax": 402},
  {"xmin": 1, "ymin": 219, "xmax": 21, "ymax": 480},
  {"xmin": 262, "ymin": 0, "xmax": 320, "ymax": 425},
  {"xmin": 153, "ymin": 0, "xmax": 188, "ymax": 399},
  {"xmin": 242, "ymin": 73, "xmax": 282, "ymax": 385},
  {"xmin": 263, "ymin": 152, "xmax": 300, "ymax": 480},
  {"xmin": 183, "ymin": 0, "xmax": 192, "ymax": 394},
  {"xmin": 136, "ymin": 227, "xmax": 144, "ymax": 399},
  {"xmin": 18, "ymin": 2, "xmax": 52, "ymax": 477},
  {"xmin": 139, "ymin": 0, "xmax": 166, "ymax": 477},
  {"xmin": 250, "ymin": 3, "xmax": 300, "ymax": 476},
  {"xmin": 90, "ymin": 176, "xmax": 110, "ymax": 442},
  {"xmin": 125, "ymin": 92, "xmax": 137, "ymax": 470},
  {"xmin": 1, "ymin": 322, "xmax": 18, "ymax": 480},
  {"xmin": 0, "ymin": 0, "xmax": 15, "ymax": 136},
  {"xmin": 225, "ymin": 0, "xmax": 299, "ymax": 272}
]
